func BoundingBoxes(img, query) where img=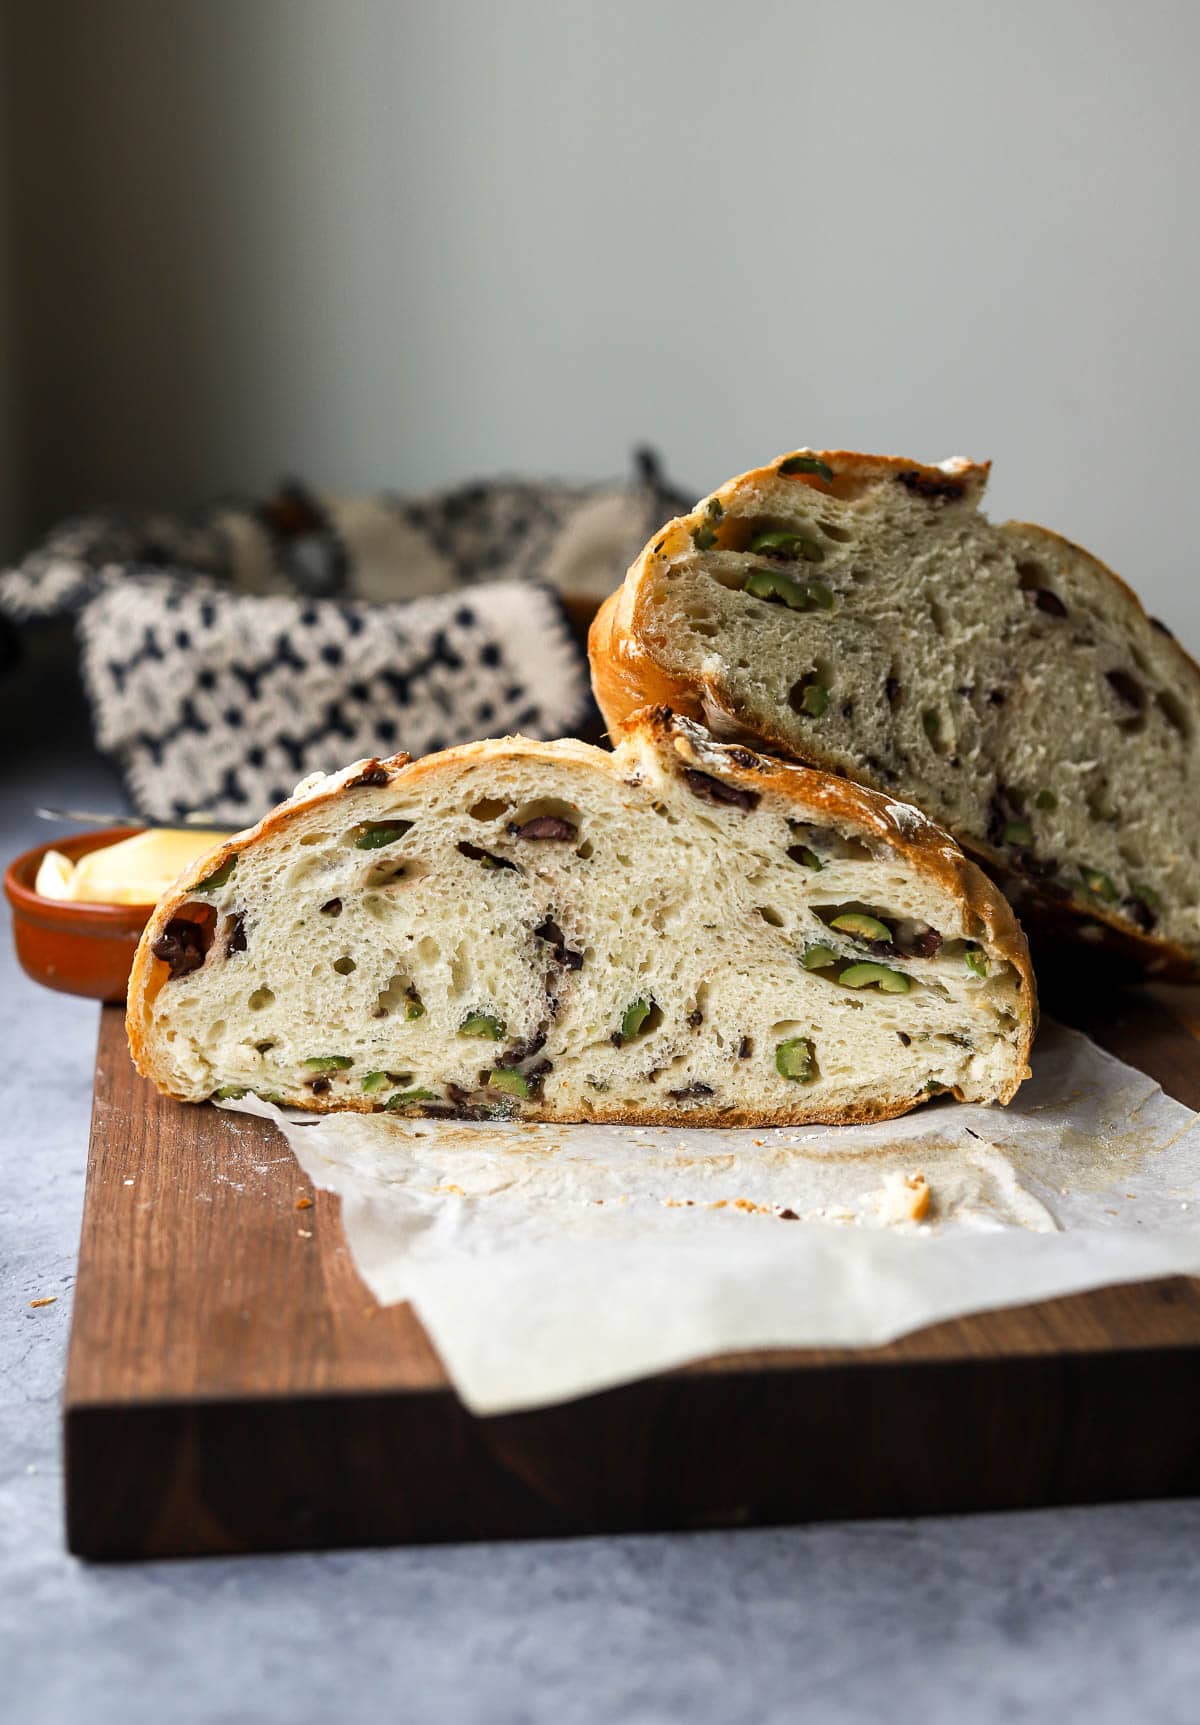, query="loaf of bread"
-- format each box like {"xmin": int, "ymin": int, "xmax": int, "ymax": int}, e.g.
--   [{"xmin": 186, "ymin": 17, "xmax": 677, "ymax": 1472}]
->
[
  {"xmin": 591, "ymin": 451, "xmax": 1200, "ymax": 976},
  {"xmin": 127, "ymin": 709, "xmax": 1034, "ymax": 1123}
]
